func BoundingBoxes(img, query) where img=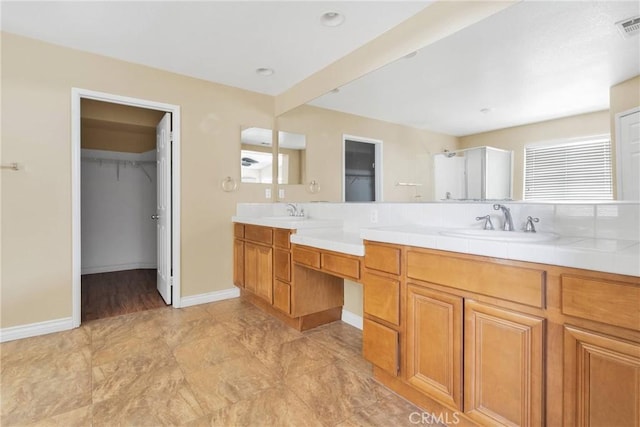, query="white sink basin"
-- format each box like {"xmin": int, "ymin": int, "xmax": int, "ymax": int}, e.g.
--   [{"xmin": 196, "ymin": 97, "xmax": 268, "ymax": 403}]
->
[{"xmin": 440, "ymin": 229, "xmax": 559, "ymax": 242}]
